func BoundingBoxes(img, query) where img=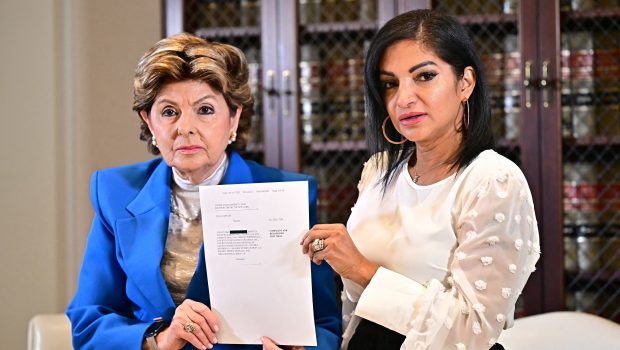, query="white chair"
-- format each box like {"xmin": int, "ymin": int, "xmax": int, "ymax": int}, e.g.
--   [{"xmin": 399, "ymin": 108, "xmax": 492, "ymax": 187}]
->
[
  {"xmin": 28, "ymin": 314, "xmax": 72, "ymax": 350},
  {"xmin": 498, "ymin": 311, "xmax": 620, "ymax": 349}
]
